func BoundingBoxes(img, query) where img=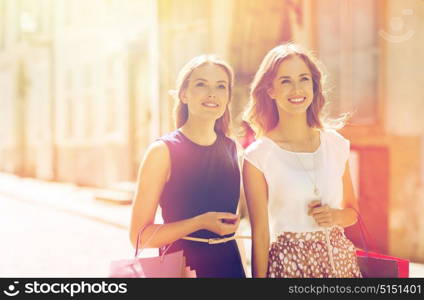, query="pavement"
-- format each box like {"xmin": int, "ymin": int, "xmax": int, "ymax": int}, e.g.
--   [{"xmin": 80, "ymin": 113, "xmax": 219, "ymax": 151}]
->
[{"xmin": 1, "ymin": 172, "xmax": 424, "ymax": 278}]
